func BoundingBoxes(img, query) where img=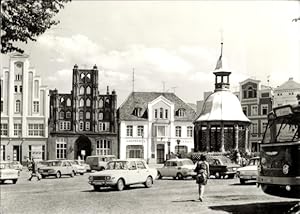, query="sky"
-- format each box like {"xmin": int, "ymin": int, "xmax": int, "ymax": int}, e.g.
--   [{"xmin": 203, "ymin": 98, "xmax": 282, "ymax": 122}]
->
[{"xmin": 1, "ymin": 1, "xmax": 300, "ymax": 106}]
